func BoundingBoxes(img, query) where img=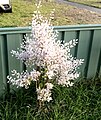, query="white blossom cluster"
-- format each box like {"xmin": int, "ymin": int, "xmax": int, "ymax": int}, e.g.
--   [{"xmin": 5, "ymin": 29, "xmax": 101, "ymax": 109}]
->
[
  {"xmin": 7, "ymin": 70, "xmax": 40, "ymax": 89},
  {"xmin": 8, "ymin": 2, "xmax": 84, "ymax": 103},
  {"xmin": 37, "ymin": 83, "xmax": 53, "ymax": 102}
]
